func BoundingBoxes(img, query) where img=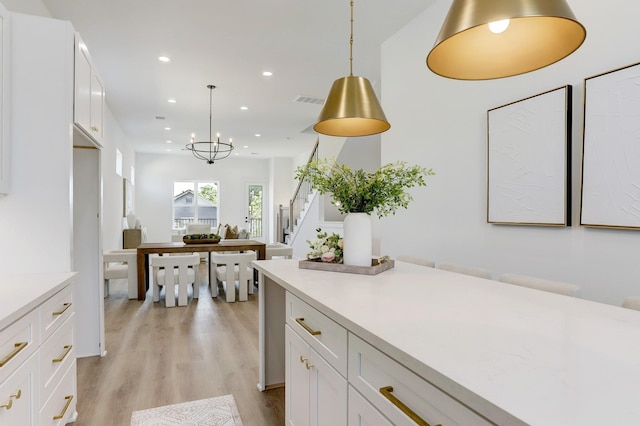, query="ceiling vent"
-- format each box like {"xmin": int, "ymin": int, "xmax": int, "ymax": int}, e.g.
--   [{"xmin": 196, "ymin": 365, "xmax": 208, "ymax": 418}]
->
[
  {"xmin": 155, "ymin": 115, "xmax": 166, "ymax": 120},
  {"xmin": 294, "ymin": 96, "xmax": 325, "ymax": 105}
]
